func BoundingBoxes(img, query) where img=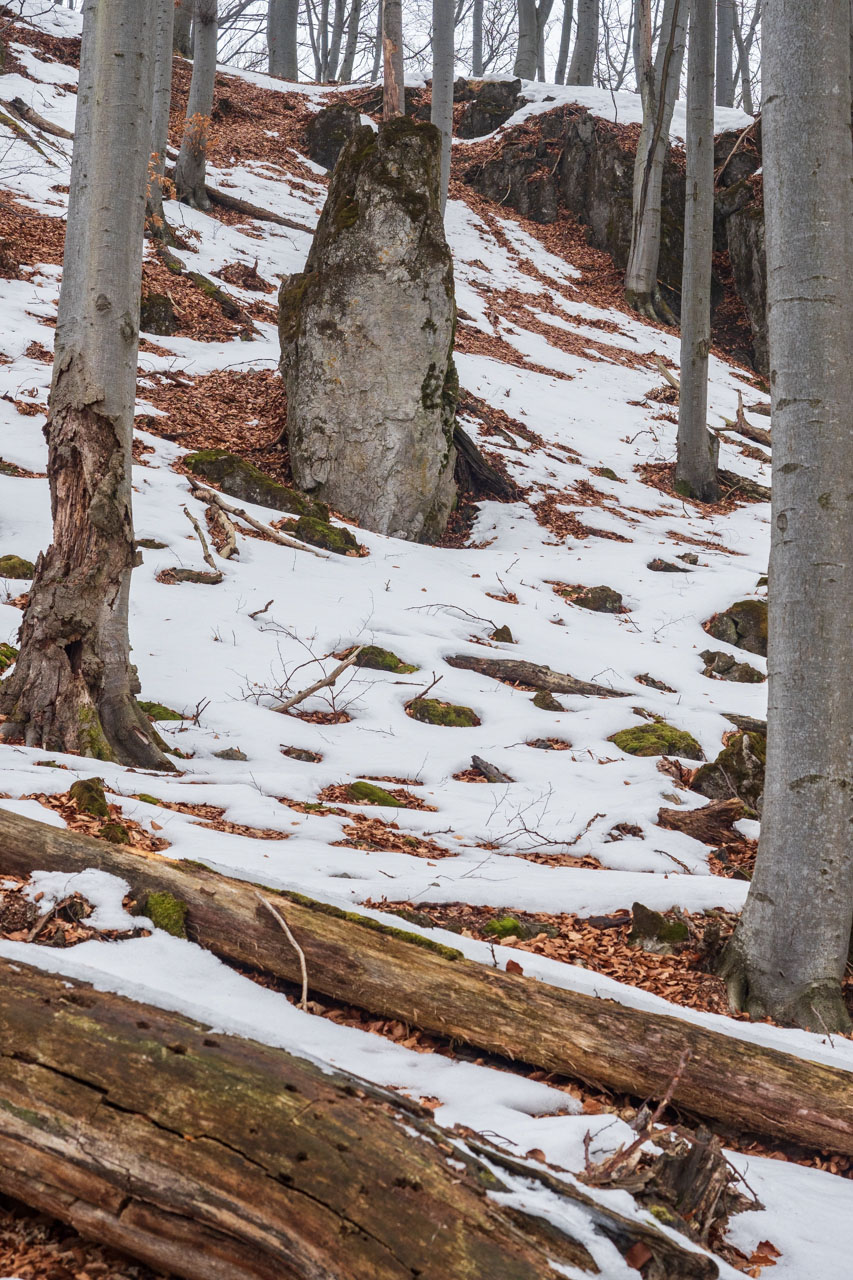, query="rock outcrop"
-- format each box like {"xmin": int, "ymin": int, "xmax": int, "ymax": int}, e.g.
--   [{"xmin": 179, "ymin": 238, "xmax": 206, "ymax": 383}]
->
[
  {"xmin": 280, "ymin": 117, "xmax": 458, "ymax": 542},
  {"xmin": 455, "ymin": 77, "xmax": 522, "ymax": 139},
  {"xmin": 304, "ymin": 102, "xmax": 362, "ymax": 170}
]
